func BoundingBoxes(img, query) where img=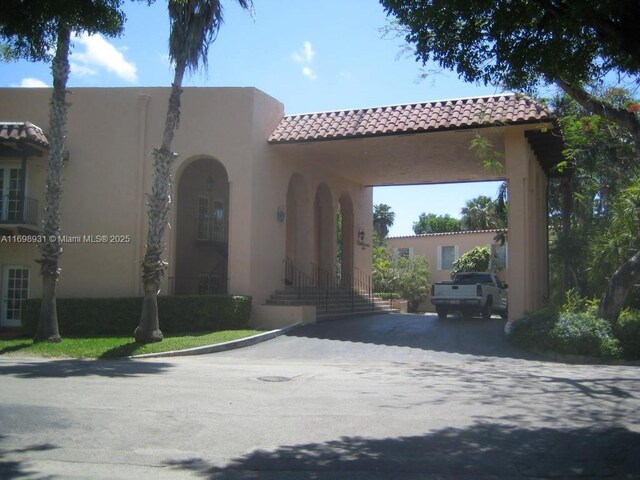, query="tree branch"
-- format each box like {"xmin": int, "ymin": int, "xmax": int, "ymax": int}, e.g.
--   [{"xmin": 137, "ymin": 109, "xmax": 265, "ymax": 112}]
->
[{"xmin": 556, "ymin": 78, "xmax": 640, "ymax": 149}]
